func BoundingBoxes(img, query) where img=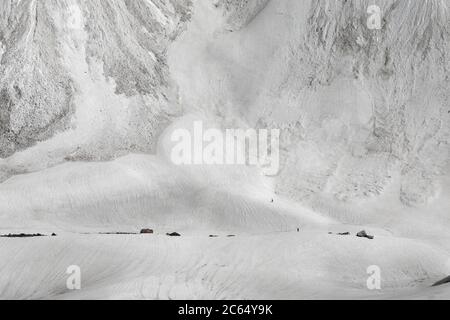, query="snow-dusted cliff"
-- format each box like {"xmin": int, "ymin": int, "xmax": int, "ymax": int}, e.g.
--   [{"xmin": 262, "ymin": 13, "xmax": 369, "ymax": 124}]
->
[
  {"xmin": 0, "ymin": 0, "xmax": 190, "ymax": 177},
  {"xmin": 169, "ymin": 0, "xmax": 450, "ymax": 210},
  {"xmin": 1, "ymin": 0, "xmax": 448, "ymax": 207}
]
